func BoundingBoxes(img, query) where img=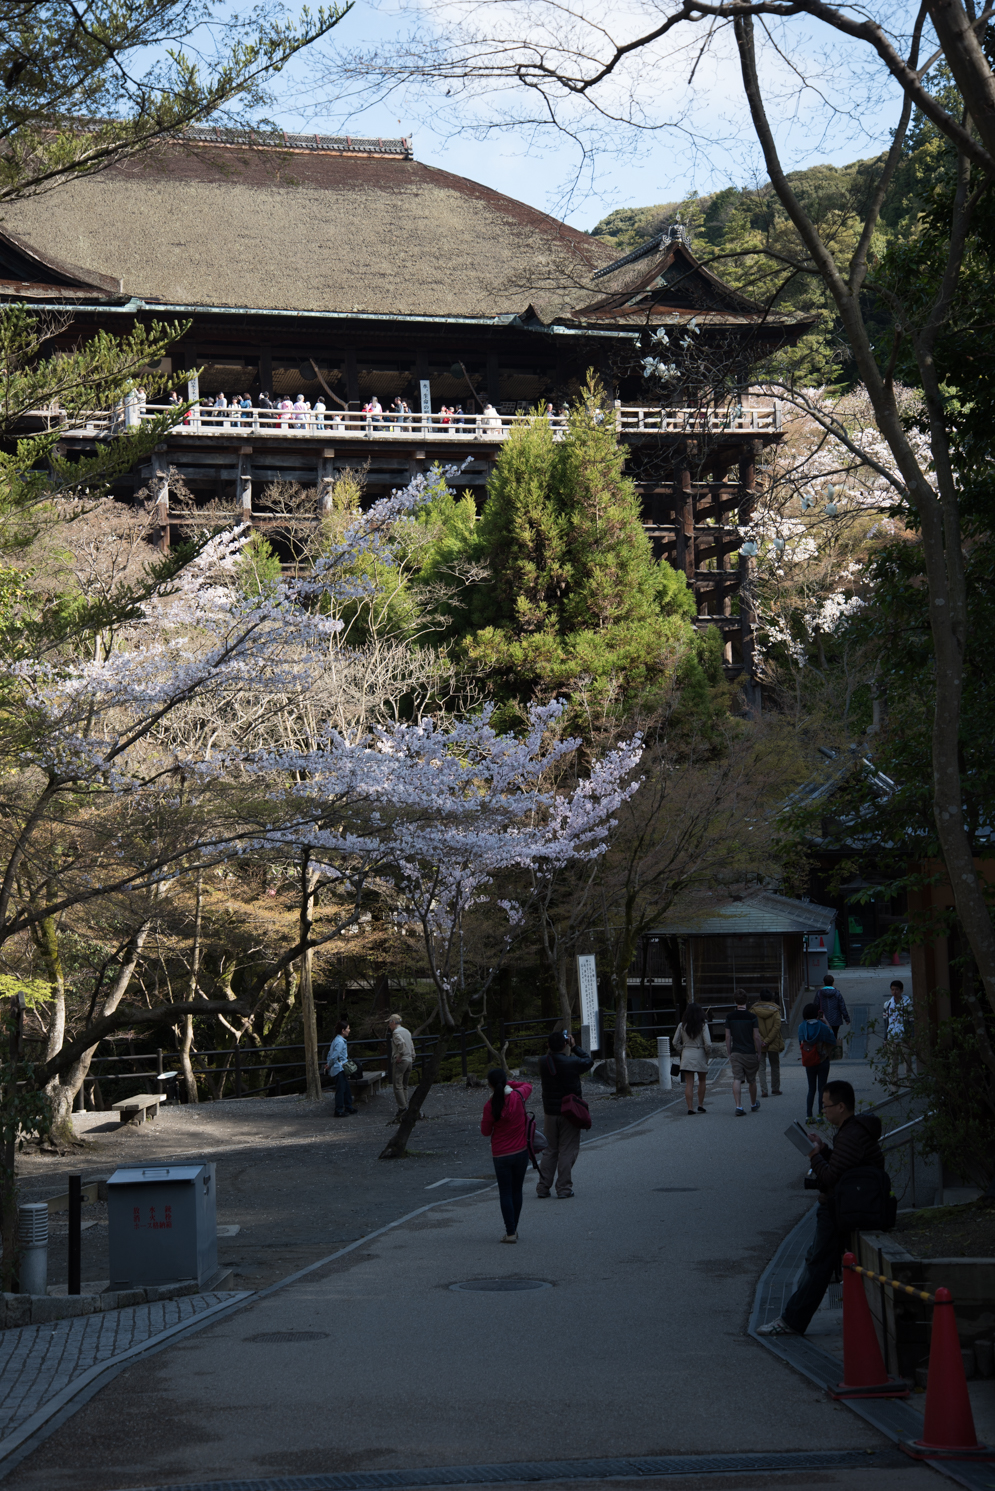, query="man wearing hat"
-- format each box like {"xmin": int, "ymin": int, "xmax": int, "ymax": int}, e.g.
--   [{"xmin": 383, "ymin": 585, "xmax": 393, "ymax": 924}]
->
[{"xmin": 388, "ymin": 1013, "xmax": 416, "ymax": 1120}]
